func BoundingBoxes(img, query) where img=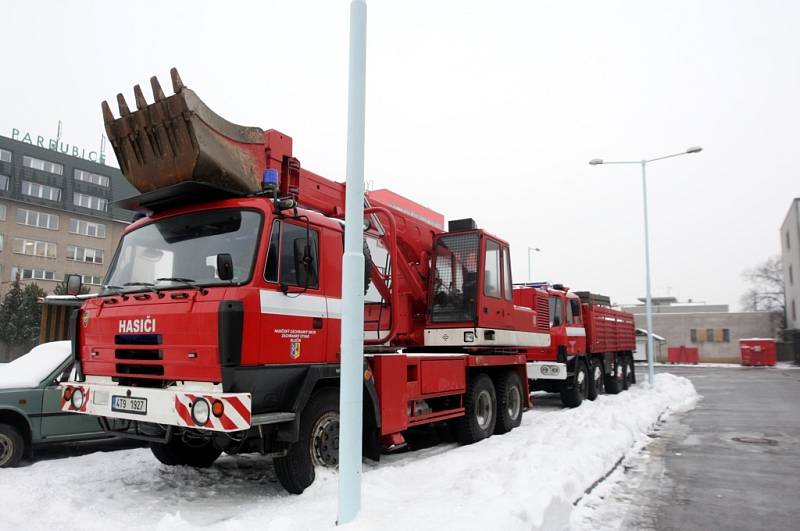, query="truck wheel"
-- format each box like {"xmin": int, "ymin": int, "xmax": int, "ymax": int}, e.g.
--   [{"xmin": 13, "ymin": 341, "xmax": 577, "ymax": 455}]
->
[
  {"xmin": 587, "ymin": 358, "xmax": 604, "ymax": 400},
  {"xmin": 151, "ymin": 436, "xmax": 221, "ymax": 468},
  {"xmin": 274, "ymin": 387, "xmax": 339, "ymax": 494},
  {"xmin": 454, "ymin": 373, "xmax": 497, "ymax": 444},
  {"xmin": 625, "ymin": 355, "xmax": 636, "ymax": 387},
  {"xmin": 494, "ymin": 371, "xmax": 524, "ymax": 434},
  {"xmin": 560, "ymin": 358, "xmax": 589, "ymax": 408},
  {"xmin": 605, "ymin": 356, "xmax": 625, "ymax": 394},
  {"xmin": 0, "ymin": 423, "xmax": 25, "ymax": 468}
]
